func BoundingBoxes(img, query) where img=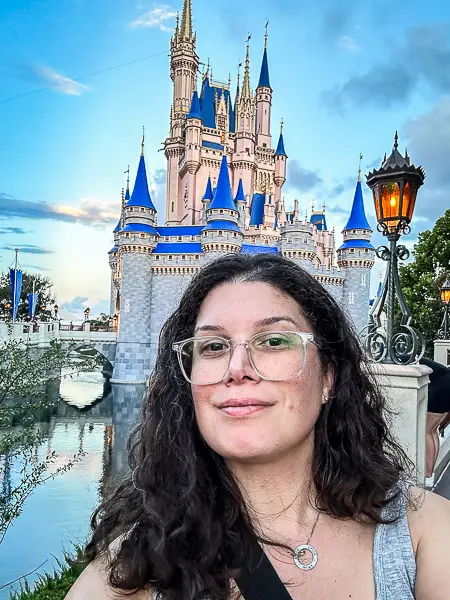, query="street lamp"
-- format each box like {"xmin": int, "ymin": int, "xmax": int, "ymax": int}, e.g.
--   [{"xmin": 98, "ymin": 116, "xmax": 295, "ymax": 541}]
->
[
  {"xmin": 438, "ymin": 279, "xmax": 450, "ymax": 340},
  {"xmin": 84, "ymin": 307, "xmax": 90, "ymax": 321},
  {"xmin": 364, "ymin": 132, "xmax": 426, "ymax": 364}
]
